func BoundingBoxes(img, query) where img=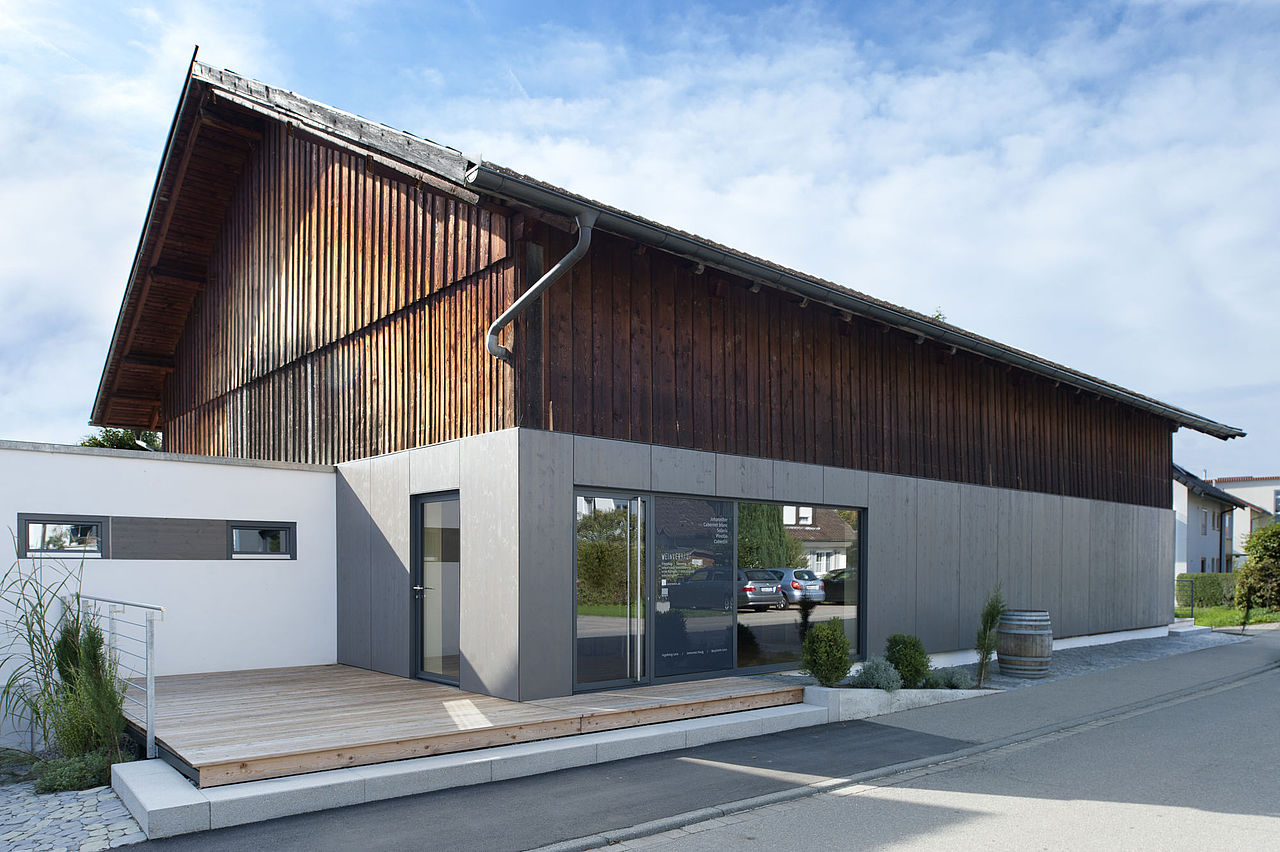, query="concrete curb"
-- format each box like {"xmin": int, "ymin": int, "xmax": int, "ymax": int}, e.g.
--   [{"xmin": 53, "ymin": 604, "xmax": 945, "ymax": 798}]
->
[{"xmin": 527, "ymin": 659, "xmax": 1280, "ymax": 852}]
